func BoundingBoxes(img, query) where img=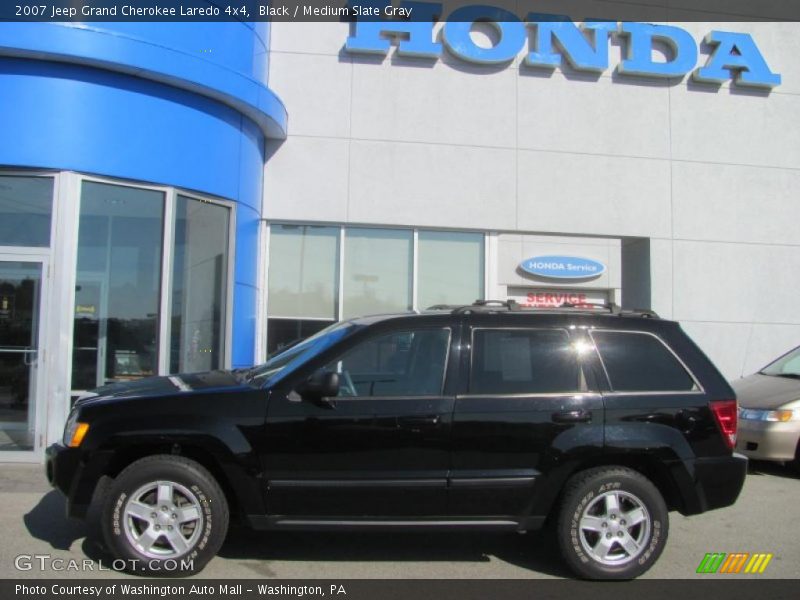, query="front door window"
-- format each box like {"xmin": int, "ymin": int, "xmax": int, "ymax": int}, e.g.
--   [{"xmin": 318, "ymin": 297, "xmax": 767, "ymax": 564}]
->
[
  {"xmin": 323, "ymin": 328, "xmax": 451, "ymax": 397},
  {"xmin": 0, "ymin": 261, "xmax": 43, "ymax": 451}
]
